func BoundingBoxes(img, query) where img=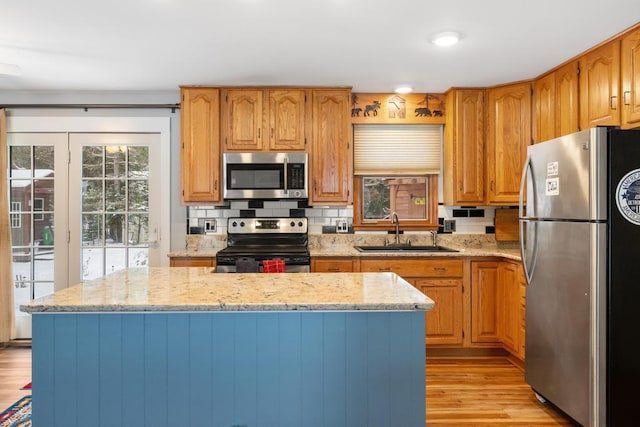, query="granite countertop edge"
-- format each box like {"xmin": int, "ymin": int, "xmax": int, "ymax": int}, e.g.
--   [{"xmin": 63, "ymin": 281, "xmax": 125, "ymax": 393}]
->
[
  {"xmin": 168, "ymin": 247, "xmax": 522, "ymax": 261},
  {"xmin": 22, "ymin": 301, "xmax": 434, "ymax": 313}
]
